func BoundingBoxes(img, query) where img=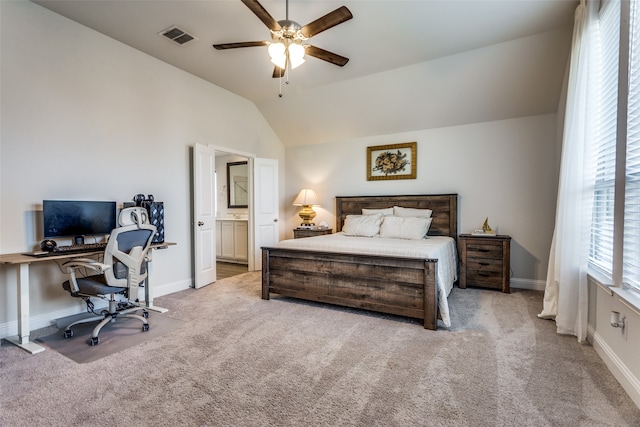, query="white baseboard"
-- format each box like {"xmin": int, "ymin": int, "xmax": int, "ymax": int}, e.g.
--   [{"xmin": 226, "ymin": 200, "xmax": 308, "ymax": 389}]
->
[
  {"xmin": 0, "ymin": 279, "xmax": 192, "ymax": 340},
  {"xmin": 510, "ymin": 277, "xmax": 546, "ymax": 291},
  {"xmin": 0, "ymin": 301, "xmax": 106, "ymax": 339},
  {"xmin": 151, "ymin": 278, "xmax": 192, "ymax": 298},
  {"xmin": 589, "ymin": 325, "xmax": 640, "ymax": 409}
]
